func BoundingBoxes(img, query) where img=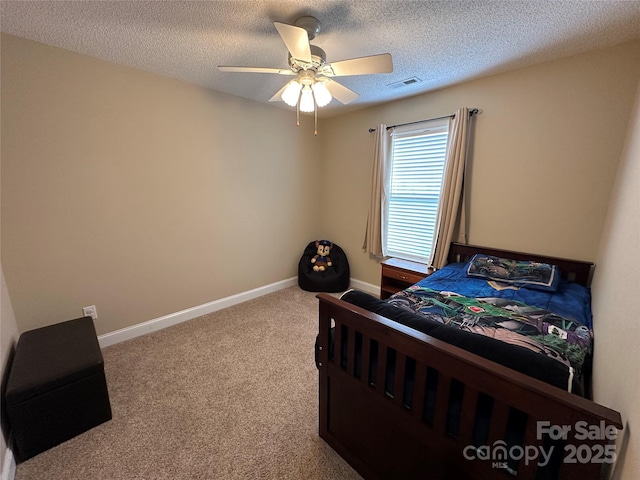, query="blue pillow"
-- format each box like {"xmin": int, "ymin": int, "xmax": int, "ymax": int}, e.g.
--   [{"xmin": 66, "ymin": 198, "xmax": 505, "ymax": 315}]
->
[{"xmin": 465, "ymin": 254, "xmax": 560, "ymax": 292}]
